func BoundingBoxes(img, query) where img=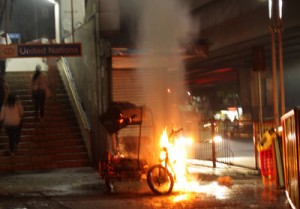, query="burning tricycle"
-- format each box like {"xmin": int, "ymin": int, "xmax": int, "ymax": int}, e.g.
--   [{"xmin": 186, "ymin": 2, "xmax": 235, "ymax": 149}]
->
[
  {"xmin": 99, "ymin": 102, "xmax": 191, "ymax": 194},
  {"xmin": 99, "ymin": 102, "xmax": 149, "ymax": 193}
]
